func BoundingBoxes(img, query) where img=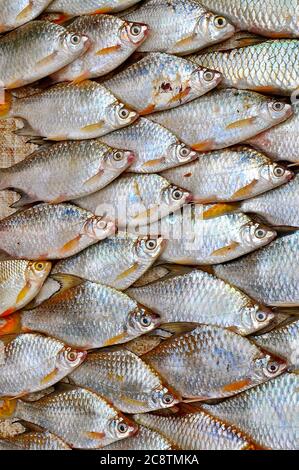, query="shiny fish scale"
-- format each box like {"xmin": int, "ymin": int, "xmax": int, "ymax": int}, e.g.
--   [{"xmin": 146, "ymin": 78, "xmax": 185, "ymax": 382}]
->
[
  {"xmin": 253, "ymin": 319, "xmax": 299, "ymax": 371},
  {"xmin": 134, "ymin": 411, "xmax": 254, "ymax": 450},
  {"xmin": 202, "ymin": 374, "xmax": 299, "ymax": 450},
  {"xmin": 103, "ymin": 425, "xmax": 173, "ymax": 450},
  {"xmin": 52, "ymin": 236, "xmax": 162, "ymax": 290},
  {"xmin": 247, "ymin": 103, "xmax": 299, "ymax": 163},
  {"xmin": 47, "ymin": 0, "xmax": 141, "ymax": 15},
  {"xmin": 0, "ymin": 432, "xmax": 71, "ymax": 450},
  {"xmin": 0, "ymin": 1, "xmax": 53, "ymax": 33},
  {"xmin": 200, "ymin": 0, "xmax": 299, "ymax": 37},
  {"xmin": 214, "ymin": 231, "xmax": 299, "ymax": 306},
  {"xmin": 127, "ymin": 269, "xmax": 271, "ymax": 335},
  {"xmin": 239, "ymin": 175, "xmax": 299, "ymax": 227},
  {"xmin": 191, "ymin": 40, "xmax": 299, "ymax": 95}
]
